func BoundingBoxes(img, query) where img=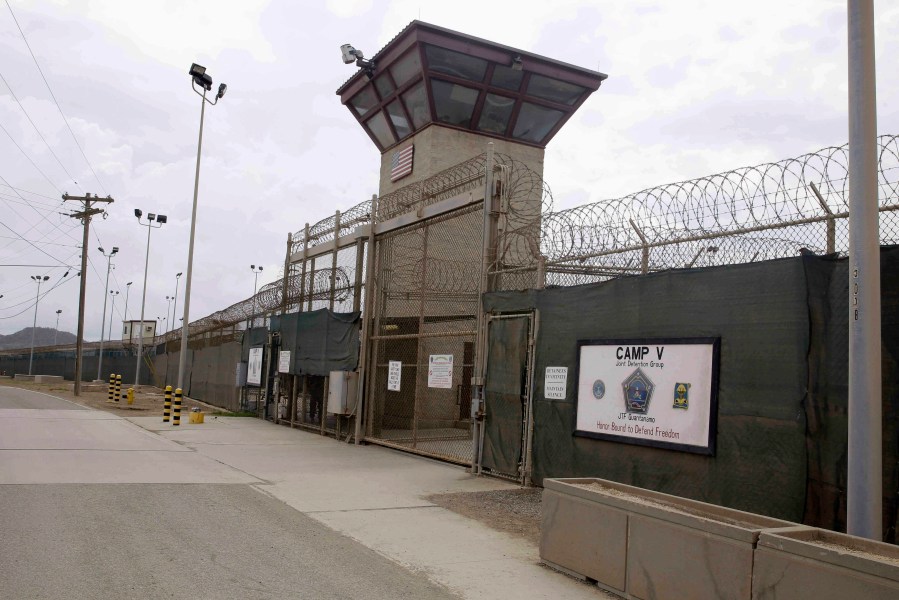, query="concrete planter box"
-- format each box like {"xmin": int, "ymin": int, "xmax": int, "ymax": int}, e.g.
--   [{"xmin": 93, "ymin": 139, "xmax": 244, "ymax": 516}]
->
[
  {"xmin": 540, "ymin": 477, "xmax": 796, "ymax": 600},
  {"xmin": 753, "ymin": 526, "xmax": 899, "ymax": 599}
]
